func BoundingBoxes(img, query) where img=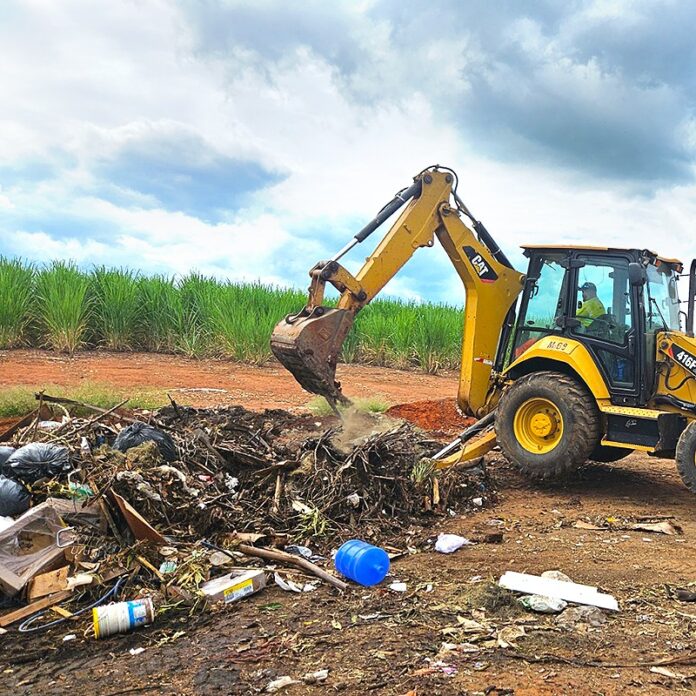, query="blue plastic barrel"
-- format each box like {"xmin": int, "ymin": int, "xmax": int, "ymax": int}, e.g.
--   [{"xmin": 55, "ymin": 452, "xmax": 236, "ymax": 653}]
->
[{"xmin": 334, "ymin": 539, "xmax": 389, "ymax": 586}]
